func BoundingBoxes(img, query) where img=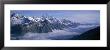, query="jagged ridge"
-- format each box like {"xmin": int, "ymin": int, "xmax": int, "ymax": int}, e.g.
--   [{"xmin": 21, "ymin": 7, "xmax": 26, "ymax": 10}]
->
[{"xmin": 11, "ymin": 13, "xmax": 80, "ymax": 34}]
